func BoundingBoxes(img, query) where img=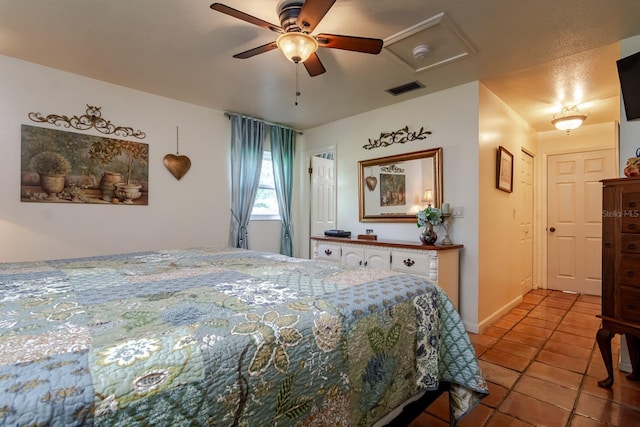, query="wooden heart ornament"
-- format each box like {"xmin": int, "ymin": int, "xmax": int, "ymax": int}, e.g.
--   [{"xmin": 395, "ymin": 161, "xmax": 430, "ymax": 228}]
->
[
  {"xmin": 163, "ymin": 154, "xmax": 191, "ymax": 180},
  {"xmin": 365, "ymin": 176, "xmax": 377, "ymax": 191}
]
